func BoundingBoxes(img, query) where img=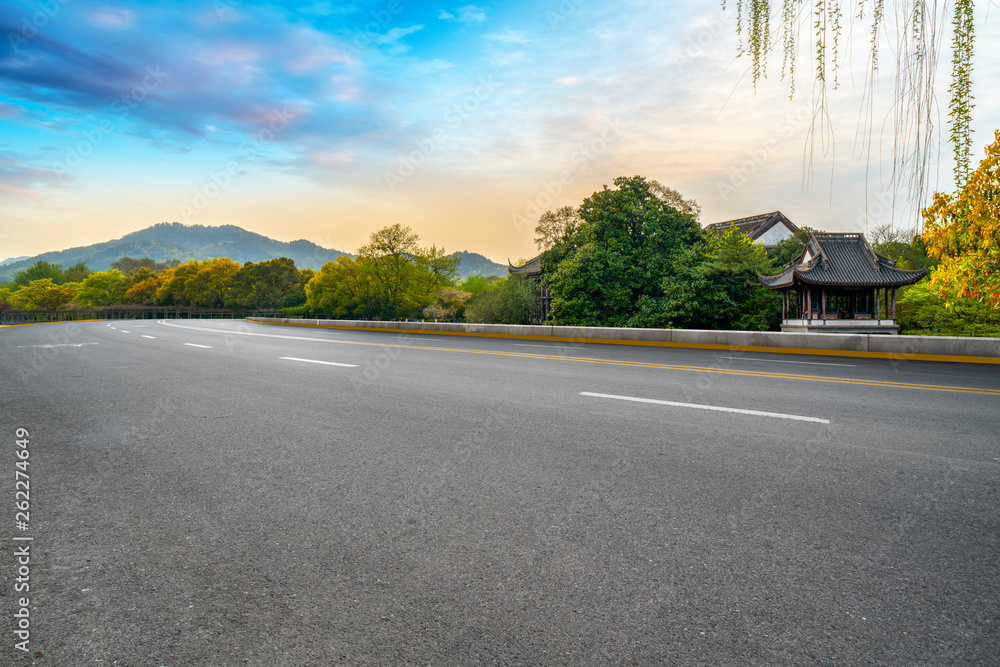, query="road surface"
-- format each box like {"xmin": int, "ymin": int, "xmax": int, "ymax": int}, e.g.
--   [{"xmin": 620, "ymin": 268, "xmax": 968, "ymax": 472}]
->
[{"xmin": 2, "ymin": 318, "xmax": 998, "ymax": 665}]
